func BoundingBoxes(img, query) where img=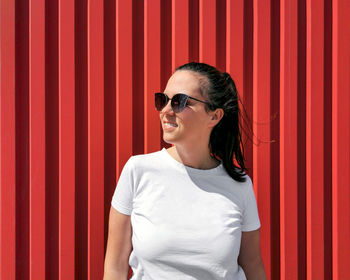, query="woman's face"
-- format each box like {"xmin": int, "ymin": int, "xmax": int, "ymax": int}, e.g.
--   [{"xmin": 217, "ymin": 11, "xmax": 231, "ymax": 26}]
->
[{"xmin": 160, "ymin": 70, "xmax": 214, "ymax": 146}]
